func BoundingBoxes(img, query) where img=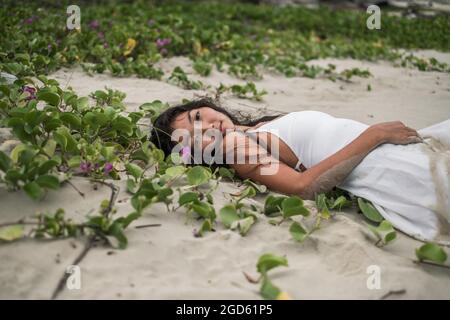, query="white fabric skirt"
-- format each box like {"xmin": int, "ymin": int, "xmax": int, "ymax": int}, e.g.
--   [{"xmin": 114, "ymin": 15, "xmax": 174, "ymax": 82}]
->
[{"xmin": 340, "ymin": 119, "xmax": 450, "ymax": 242}]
